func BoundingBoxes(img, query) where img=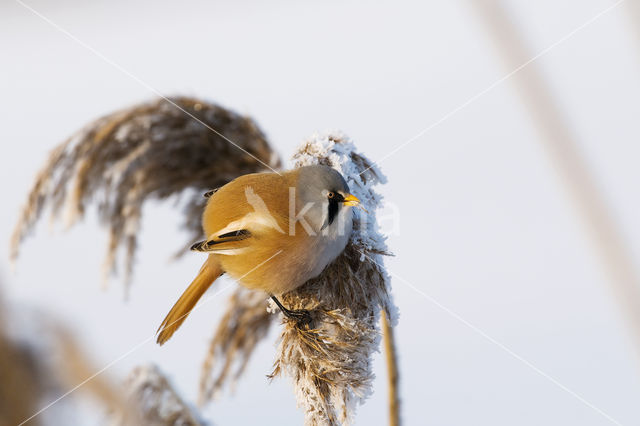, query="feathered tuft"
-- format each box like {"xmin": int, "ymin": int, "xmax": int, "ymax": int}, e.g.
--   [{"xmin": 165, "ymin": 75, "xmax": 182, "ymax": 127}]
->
[
  {"xmin": 268, "ymin": 132, "xmax": 395, "ymax": 425},
  {"xmin": 10, "ymin": 97, "xmax": 279, "ymax": 289}
]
